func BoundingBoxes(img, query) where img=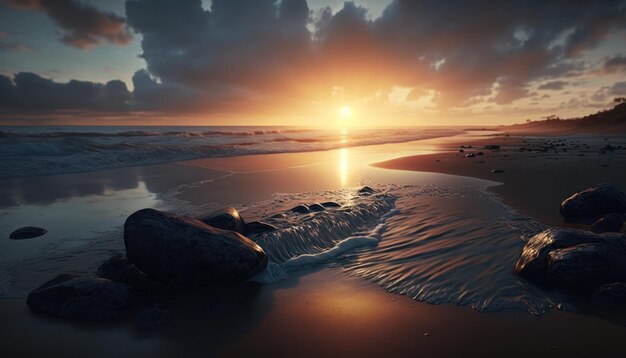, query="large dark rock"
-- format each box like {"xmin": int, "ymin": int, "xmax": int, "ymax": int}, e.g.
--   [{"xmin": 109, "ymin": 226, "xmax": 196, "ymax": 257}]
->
[
  {"xmin": 124, "ymin": 209, "xmax": 267, "ymax": 285},
  {"xmin": 592, "ymin": 282, "xmax": 626, "ymax": 306},
  {"xmin": 197, "ymin": 207, "xmax": 246, "ymax": 234},
  {"xmin": 546, "ymin": 241, "xmax": 626, "ymax": 295},
  {"xmin": 97, "ymin": 253, "xmax": 151, "ymax": 293},
  {"xmin": 514, "ymin": 228, "xmax": 626, "ymax": 294},
  {"xmin": 9, "ymin": 226, "xmax": 47, "ymax": 240},
  {"xmin": 513, "ymin": 228, "xmax": 600, "ymax": 285},
  {"xmin": 560, "ymin": 184, "xmax": 626, "ymax": 224},
  {"xmin": 358, "ymin": 186, "xmax": 375, "ymax": 195},
  {"xmin": 246, "ymin": 221, "xmax": 278, "ymax": 236},
  {"xmin": 591, "ymin": 213, "xmax": 624, "ymax": 233},
  {"xmin": 27, "ymin": 274, "xmax": 132, "ymax": 320}
]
